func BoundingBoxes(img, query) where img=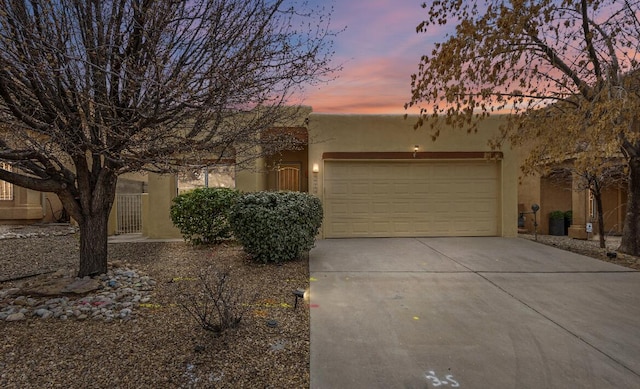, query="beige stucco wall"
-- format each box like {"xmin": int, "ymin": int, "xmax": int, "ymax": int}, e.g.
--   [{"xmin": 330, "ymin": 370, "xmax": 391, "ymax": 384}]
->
[
  {"xmin": 107, "ymin": 198, "xmax": 117, "ymax": 235},
  {"xmin": 0, "ymin": 186, "xmax": 45, "ymax": 222},
  {"xmin": 540, "ymin": 176, "xmax": 572, "ymax": 234},
  {"xmin": 517, "ymin": 173, "xmax": 541, "ymax": 233},
  {"xmin": 306, "ymin": 114, "xmax": 519, "ymax": 238},
  {"xmin": 144, "ymin": 173, "xmax": 181, "ymax": 239},
  {"xmin": 235, "ymin": 156, "xmax": 268, "ymax": 193}
]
